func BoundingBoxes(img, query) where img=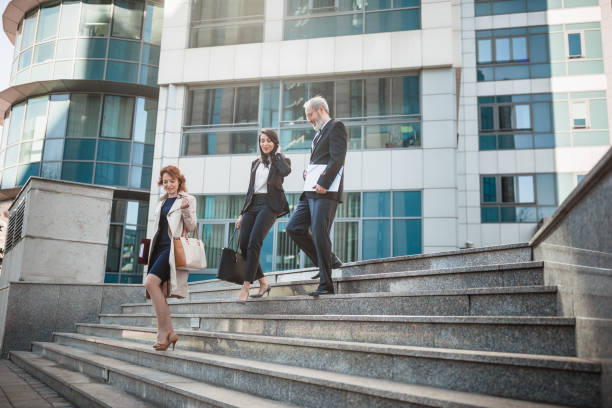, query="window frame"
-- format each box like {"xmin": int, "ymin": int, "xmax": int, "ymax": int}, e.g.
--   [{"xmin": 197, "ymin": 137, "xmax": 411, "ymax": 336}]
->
[
  {"xmin": 570, "ymin": 100, "xmax": 589, "ymax": 129},
  {"xmin": 567, "ymin": 31, "xmax": 584, "ymax": 59}
]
